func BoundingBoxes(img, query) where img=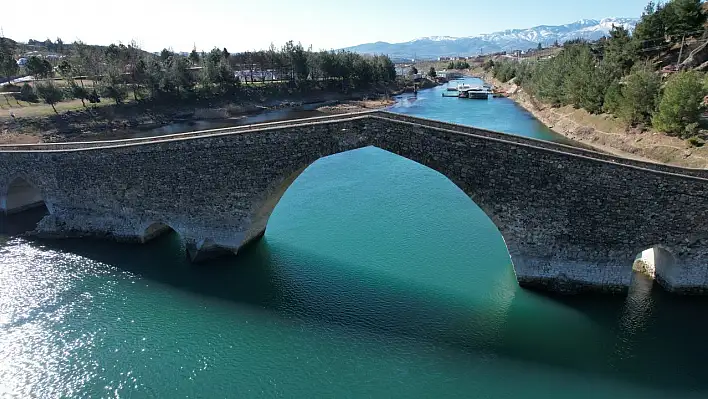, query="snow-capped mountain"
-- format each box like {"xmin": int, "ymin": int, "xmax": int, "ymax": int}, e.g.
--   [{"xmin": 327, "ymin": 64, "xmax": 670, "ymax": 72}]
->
[{"xmin": 344, "ymin": 18, "xmax": 639, "ymax": 60}]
